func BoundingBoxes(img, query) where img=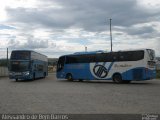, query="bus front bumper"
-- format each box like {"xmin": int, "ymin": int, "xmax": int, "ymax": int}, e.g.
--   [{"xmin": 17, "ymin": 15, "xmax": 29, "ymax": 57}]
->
[{"xmin": 9, "ymin": 71, "xmax": 32, "ymax": 80}]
